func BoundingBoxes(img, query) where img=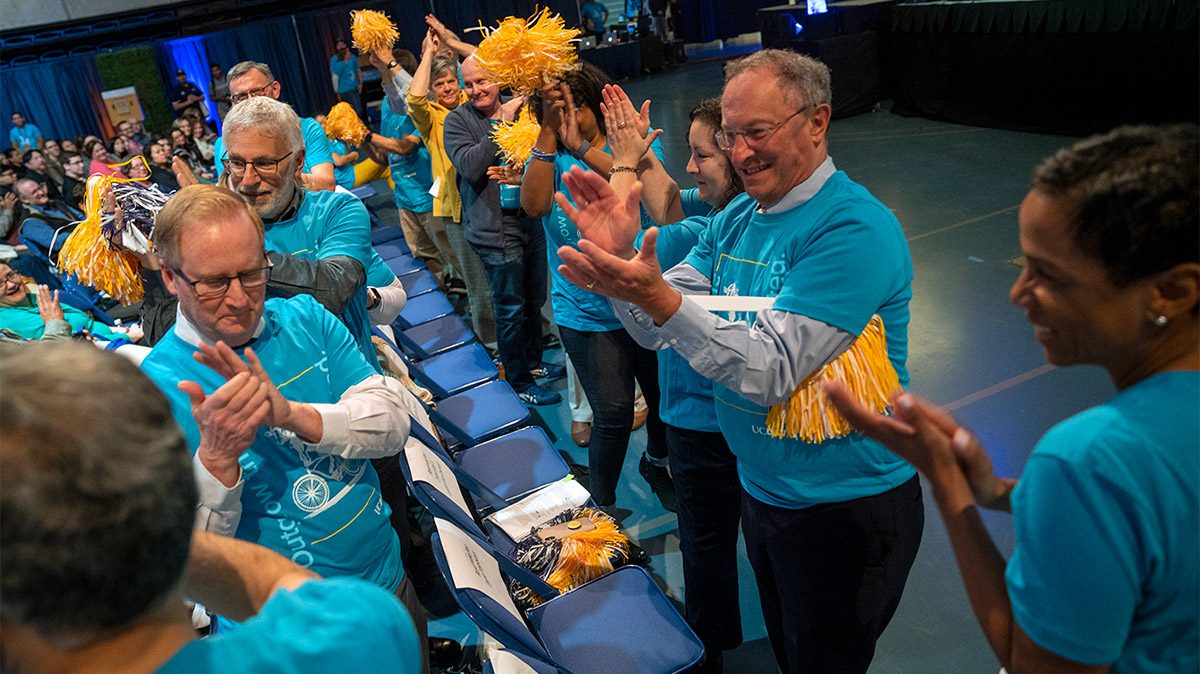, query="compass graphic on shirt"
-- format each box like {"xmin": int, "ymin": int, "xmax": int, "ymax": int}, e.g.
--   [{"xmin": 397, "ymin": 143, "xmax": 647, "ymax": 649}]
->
[{"xmin": 293, "ymin": 474, "xmax": 330, "ymax": 512}]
